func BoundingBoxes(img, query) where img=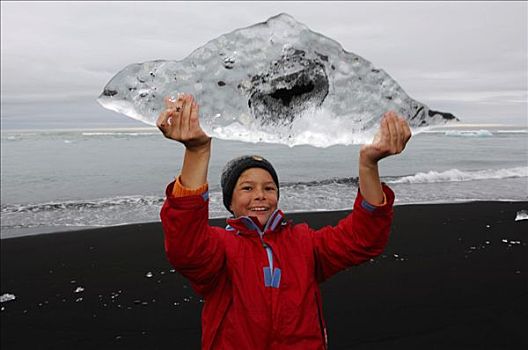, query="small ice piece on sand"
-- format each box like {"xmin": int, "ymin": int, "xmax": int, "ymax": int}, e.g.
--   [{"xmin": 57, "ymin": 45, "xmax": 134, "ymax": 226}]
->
[
  {"xmin": 74, "ymin": 287, "xmax": 85, "ymax": 293},
  {"xmin": 515, "ymin": 210, "xmax": 528, "ymax": 221},
  {"xmin": 0, "ymin": 294, "xmax": 16, "ymax": 303},
  {"xmin": 145, "ymin": 272, "xmax": 153, "ymax": 278}
]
